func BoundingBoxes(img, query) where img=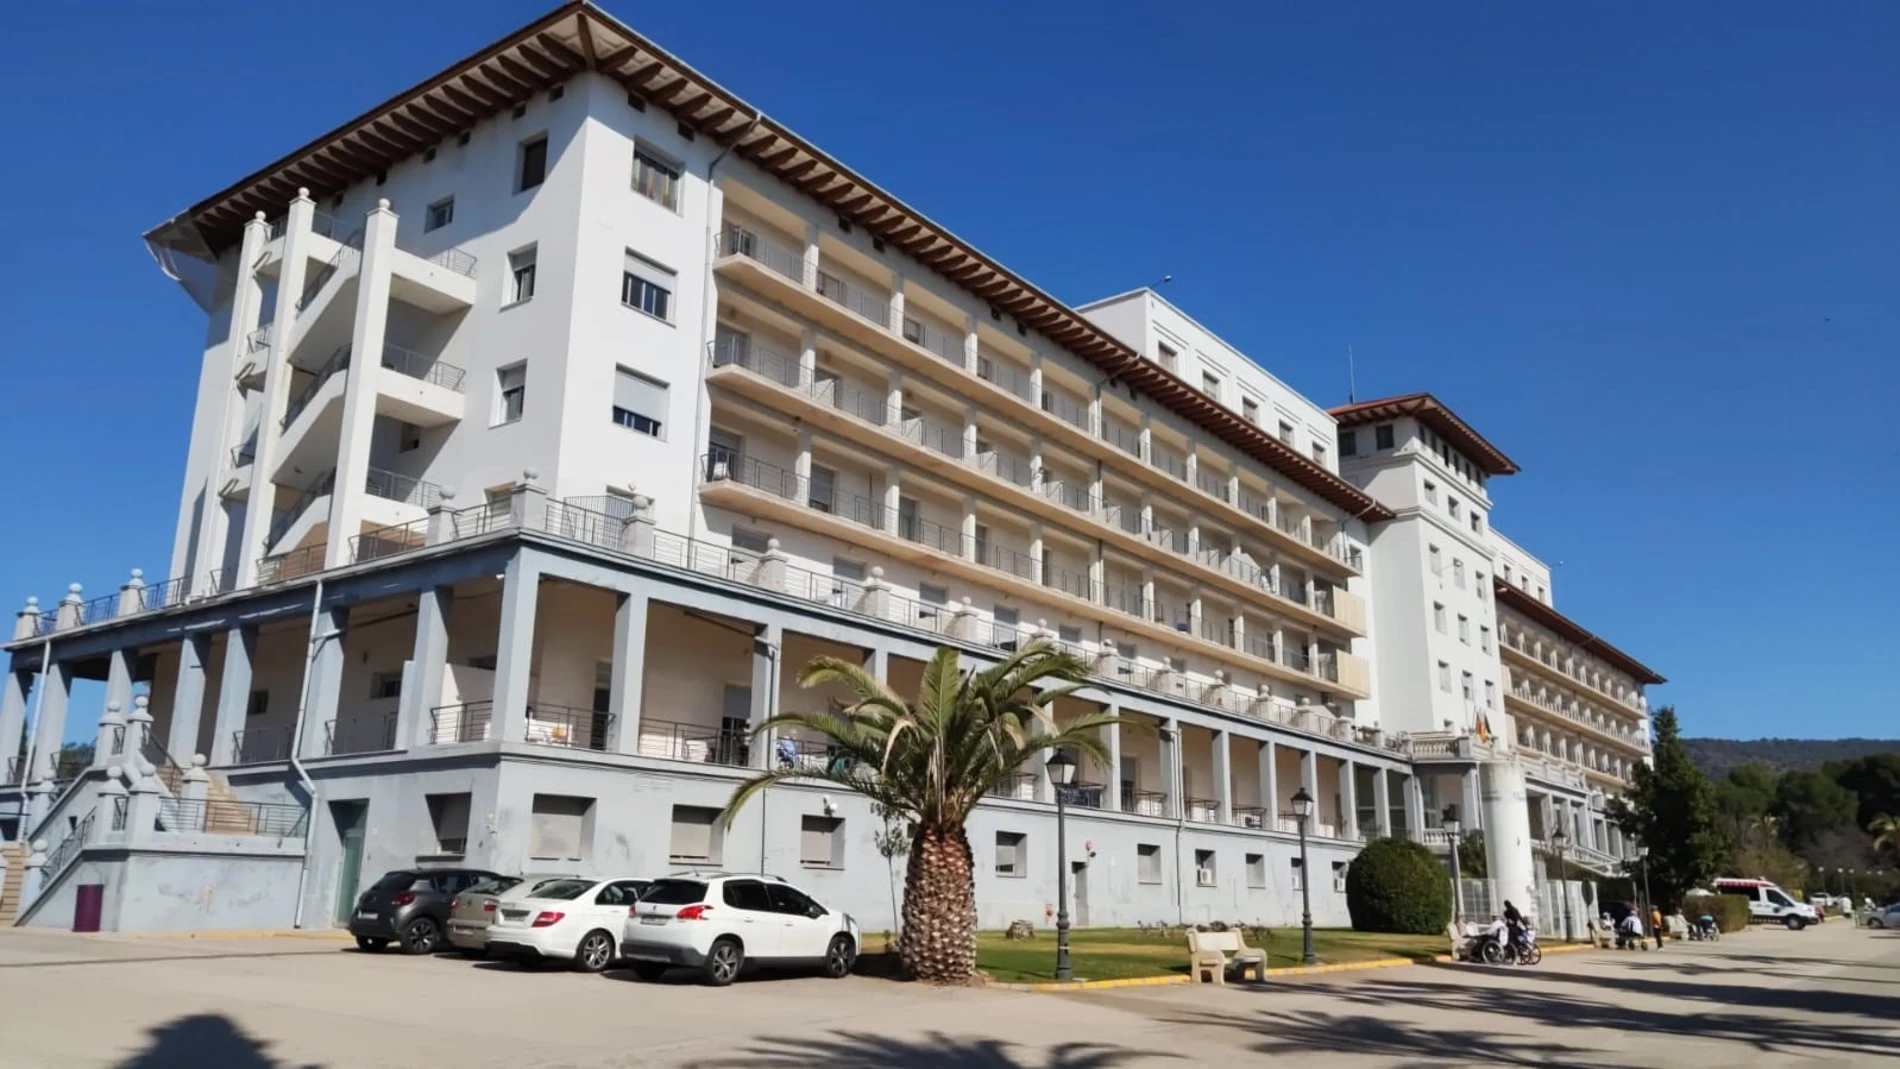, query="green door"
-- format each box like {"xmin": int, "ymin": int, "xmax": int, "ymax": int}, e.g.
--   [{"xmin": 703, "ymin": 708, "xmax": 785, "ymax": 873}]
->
[{"xmin": 331, "ymin": 800, "xmax": 369, "ymax": 926}]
